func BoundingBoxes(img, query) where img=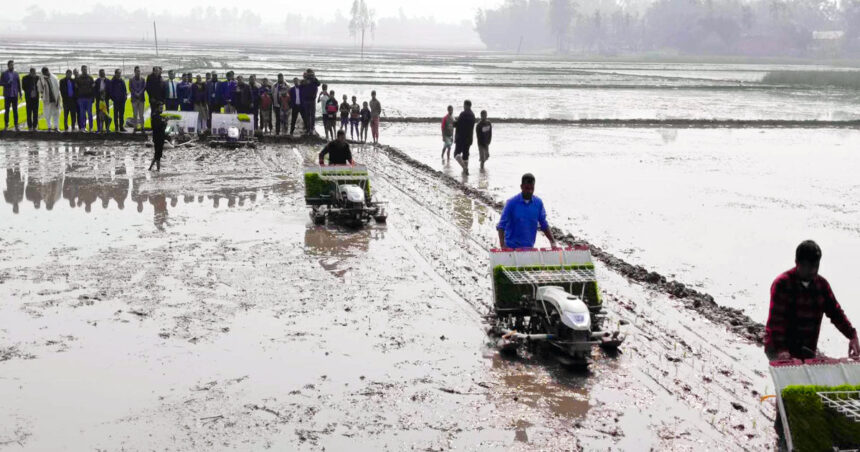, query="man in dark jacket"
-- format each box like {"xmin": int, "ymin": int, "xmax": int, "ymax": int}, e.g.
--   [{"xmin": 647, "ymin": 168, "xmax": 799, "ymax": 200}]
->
[
  {"xmin": 2, "ymin": 60, "xmax": 21, "ymax": 130},
  {"xmin": 453, "ymin": 100, "xmax": 476, "ymax": 174},
  {"xmin": 59, "ymin": 69, "xmax": 77, "ymax": 131},
  {"xmin": 476, "ymin": 110, "xmax": 492, "ymax": 170},
  {"xmin": 163, "ymin": 70, "xmax": 179, "ymax": 111},
  {"xmin": 289, "ymin": 77, "xmax": 302, "ymax": 135},
  {"xmin": 207, "ymin": 71, "xmax": 220, "ymax": 127},
  {"xmin": 177, "ymin": 73, "xmax": 193, "ymax": 112},
  {"xmin": 94, "ymin": 69, "xmax": 112, "ymax": 133},
  {"xmin": 300, "ymin": 69, "xmax": 320, "ymax": 136},
  {"xmin": 110, "ymin": 69, "xmax": 127, "ymax": 132},
  {"xmin": 233, "ymin": 76, "xmax": 252, "ymax": 114},
  {"xmin": 75, "ymin": 65, "xmax": 95, "ymax": 131},
  {"xmin": 21, "ymin": 67, "xmax": 40, "ymax": 131},
  {"xmin": 145, "ymin": 67, "xmax": 165, "ymax": 110}
]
